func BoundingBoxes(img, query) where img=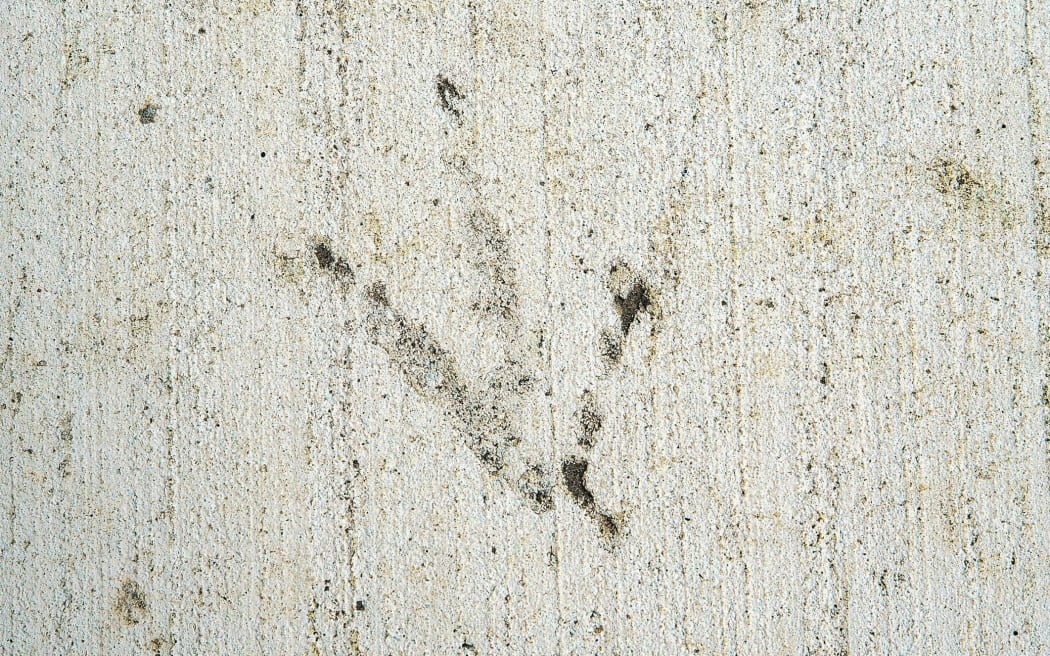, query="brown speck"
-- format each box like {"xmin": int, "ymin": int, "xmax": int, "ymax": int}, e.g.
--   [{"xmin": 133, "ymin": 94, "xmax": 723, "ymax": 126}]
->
[
  {"xmin": 437, "ymin": 75, "xmax": 464, "ymax": 120},
  {"xmin": 313, "ymin": 241, "xmax": 354, "ymax": 281},
  {"xmin": 561, "ymin": 458, "xmax": 621, "ymax": 539},
  {"xmin": 138, "ymin": 102, "xmax": 158, "ymax": 124},
  {"xmin": 615, "ymin": 280, "xmax": 651, "ymax": 335},
  {"xmin": 599, "ymin": 329, "xmax": 623, "ymax": 366},
  {"xmin": 114, "ymin": 578, "xmax": 148, "ymax": 625}
]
